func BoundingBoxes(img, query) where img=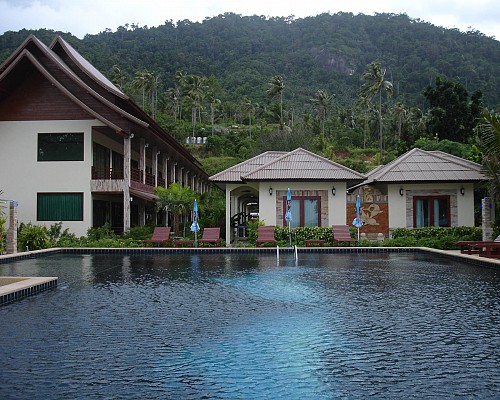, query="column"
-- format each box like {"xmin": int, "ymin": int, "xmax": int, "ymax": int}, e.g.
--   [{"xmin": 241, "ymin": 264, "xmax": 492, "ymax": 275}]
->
[
  {"xmin": 6, "ymin": 201, "xmax": 18, "ymax": 254},
  {"xmin": 153, "ymin": 146, "xmax": 158, "ymax": 187},
  {"xmin": 123, "ymin": 135, "xmax": 132, "ymax": 233}
]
